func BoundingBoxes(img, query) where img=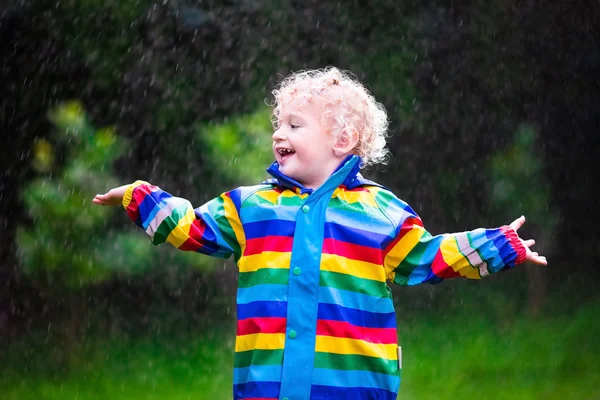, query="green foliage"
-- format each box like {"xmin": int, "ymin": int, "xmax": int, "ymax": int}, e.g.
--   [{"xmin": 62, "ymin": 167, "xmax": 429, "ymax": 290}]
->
[
  {"xmin": 17, "ymin": 101, "xmax": 216, "ymax": 287},
  {"xmin": 197, "ymin": 106, "xmax": 274, "ymax": 185},
  {"xmin": 18, "ymin": 101, "xmax": 129, "ymax": 285}
]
